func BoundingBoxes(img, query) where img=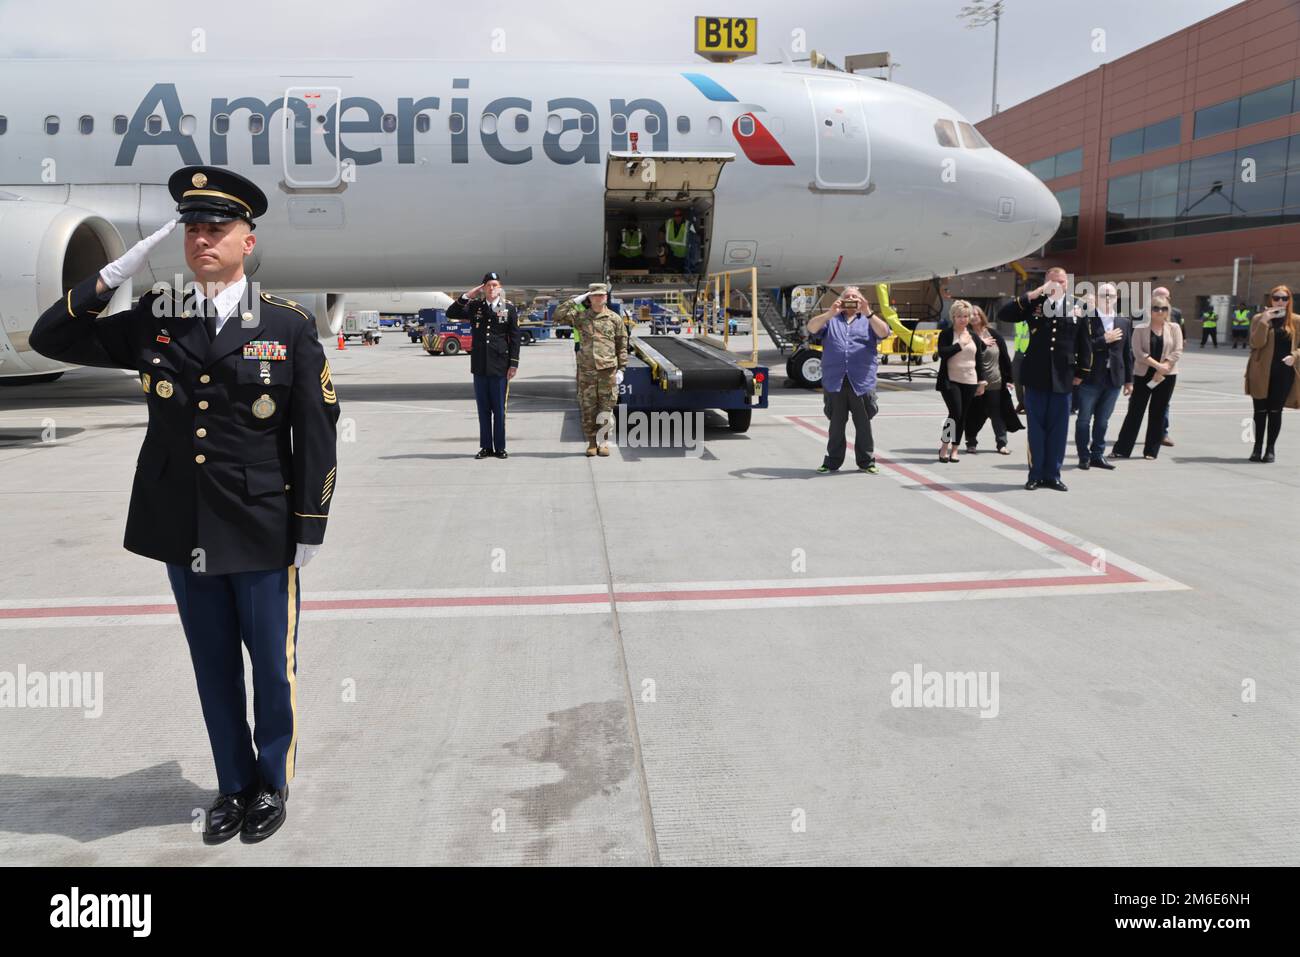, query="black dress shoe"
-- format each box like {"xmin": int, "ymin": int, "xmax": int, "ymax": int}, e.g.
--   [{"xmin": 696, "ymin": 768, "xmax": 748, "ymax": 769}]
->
[
  {"xmin": 494, "ymin": 450, "xmax": 509, "ymax": 459},
  {"xmin": 1249, "ymin": 450, "xmax": 1263, "ymax": 462},
  {"xmin": 241, "ymin": 786, "xmax": 288, "ymax": 843},
  {"xmin": 1262, "ymin": 451, "xmax": 1275, "ymax": 463},
  {"xmin": 1077, "ymin": 459, "xmax": 1091, "ymax": 470},
  {"xmin": 1044, "ymin": 479, "xmax": 1069, "ymax": 491},
  {"xmin": 1024, "ymin": 479, "xmax": 1040, "ymax": 490},
  {"xmin": 474, "ymin": 449, "xmax": 493, "ymax": 459},
  {"xmin": 203, "ymin": 787, "xmax": 256, "ymax": 845},
  {"xmin": 1090, "ymin": 458, "xmax": 1116, "ymax": 470}
]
